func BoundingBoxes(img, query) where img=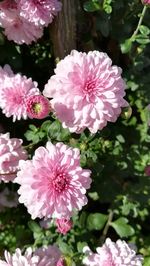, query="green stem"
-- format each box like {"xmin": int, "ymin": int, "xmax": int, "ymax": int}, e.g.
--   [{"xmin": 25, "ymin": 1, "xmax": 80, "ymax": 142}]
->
[
  {"xmin": 99, "ymin": 210, "xmax": 114, "ymax": 244},
  {"xmin": 130, "ymin": 5, "xmax": 147, "ymax": 40}
]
